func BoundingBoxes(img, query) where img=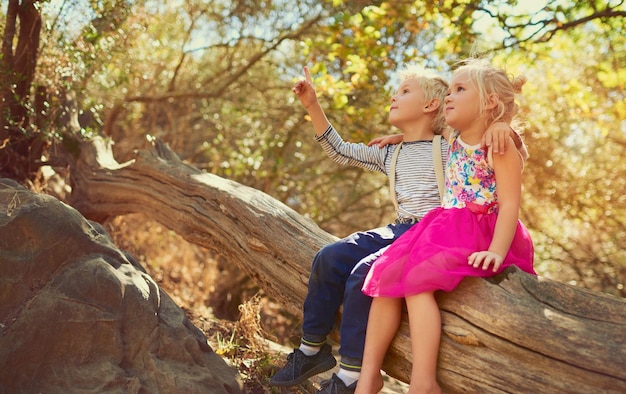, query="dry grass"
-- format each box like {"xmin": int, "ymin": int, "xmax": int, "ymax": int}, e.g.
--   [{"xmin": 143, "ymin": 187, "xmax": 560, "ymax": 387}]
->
[{"xmin": 104, "ymin": 213, "xmax": 311, "ymax": 393}]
